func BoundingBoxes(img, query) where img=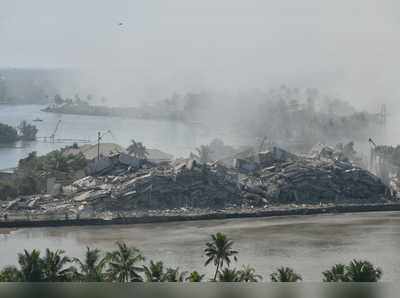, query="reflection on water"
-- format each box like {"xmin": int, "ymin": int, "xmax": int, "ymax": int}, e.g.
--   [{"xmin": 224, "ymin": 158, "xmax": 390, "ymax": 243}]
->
[
  {"xmin": 0, "ymin": 105, "xmax": 250, "ymax": 169},
  {"xmin": 0, "ymin": 212, "xmax": 399, "ymax": 281}
]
